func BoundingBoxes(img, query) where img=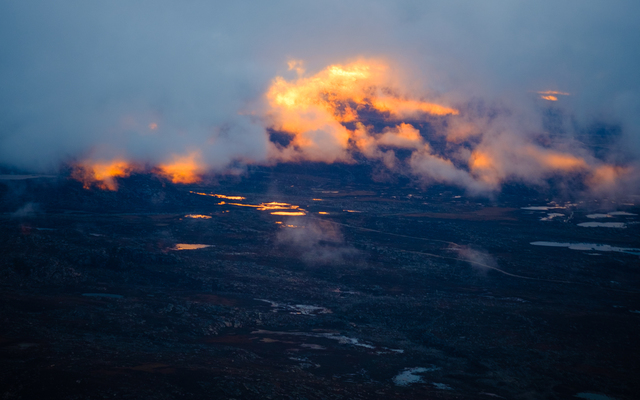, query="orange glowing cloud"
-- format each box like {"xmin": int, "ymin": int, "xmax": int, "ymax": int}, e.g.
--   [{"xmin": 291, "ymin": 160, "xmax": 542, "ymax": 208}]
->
[
  {"xmin": 266, "ymin": 59, "xmax": 458, "ymax": 163},
  {"xmin": 538, "ymin": 90, "xmax": 570, "ymax": 96},
  {"xmin": 371, "ymin": 97, "xmax": 458, "ymax": 117},
  {"xmin": 467, "ymin": 150, "xmax": 505, "ymax": 187},
  {"xmin": 267, "ymin": 60, "xmax": 456, "ymax": 121},
  {"xmin": 537, "ymin": 90, "xmax": 570, "ymax": 101},
  {"xmin": 469, "ymin": 151, "xmax": 493, "ymax": 170},
  {"xmin": 467, "ymin": 145, "xmax": 589, "ymax": 189},
  {"xmin": 68, "ymin": 59, "xmax": 628, "ymax": 200},
  {"xmin": 525, "ymin": 146, "xmax": 588, "ymax": 171},
  {"xmin": 157, "ymin": 152, "xmax": 205, "ymax": 184},
  {"xmin": 287, "ymin": 59, "xmax": 305, "ymax": 75},
  {"xmin": 71, "ymin": 159, "xmax": 136, "ymax": 191},
  {"xmin": 587, "ymin": 165, "xmax": 633, "ymax": 194},
  {"xmin": 377, "ymin": 123, "xmax": 424, "ymax": 148}
]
